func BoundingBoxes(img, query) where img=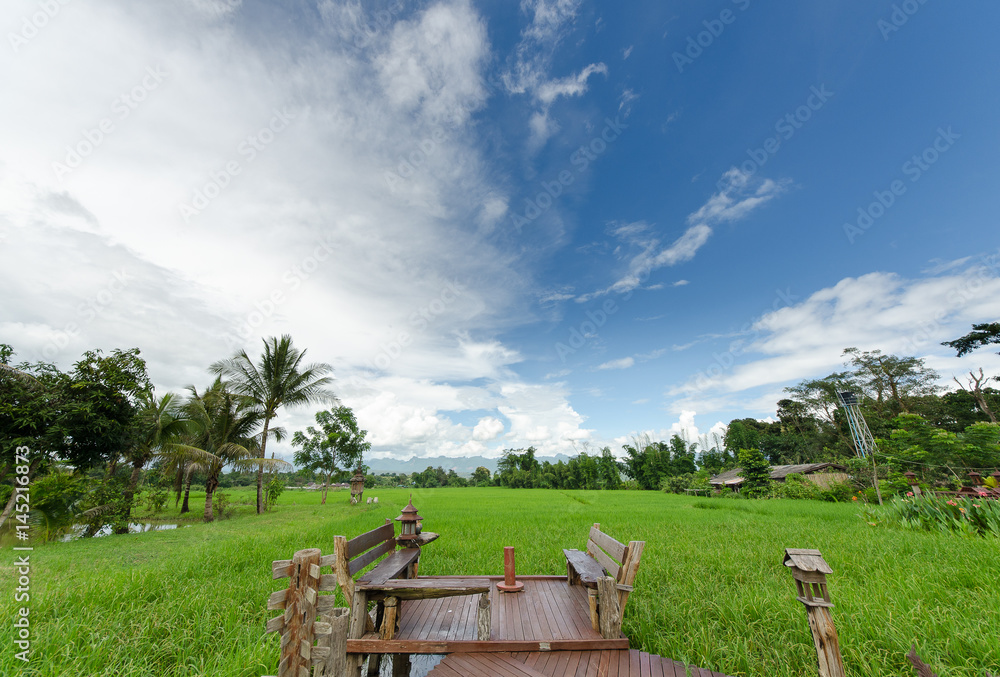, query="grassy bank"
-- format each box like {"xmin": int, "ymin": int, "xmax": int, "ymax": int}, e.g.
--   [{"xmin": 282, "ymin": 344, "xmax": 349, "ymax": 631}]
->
[{"xmin": 2, "ymin": 488, "xmax": 998, "ymax": 676}]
